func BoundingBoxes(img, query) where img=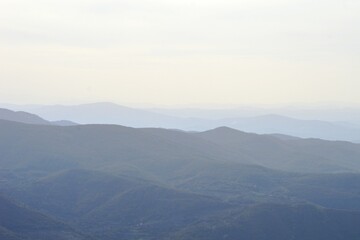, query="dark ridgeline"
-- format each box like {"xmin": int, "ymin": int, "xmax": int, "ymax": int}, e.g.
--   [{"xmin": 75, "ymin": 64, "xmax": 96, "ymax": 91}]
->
[{"xmin": 1, "ymin": 111, "xmax": 360, "ymax": 240}]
